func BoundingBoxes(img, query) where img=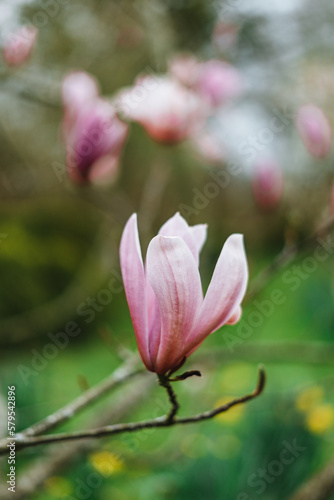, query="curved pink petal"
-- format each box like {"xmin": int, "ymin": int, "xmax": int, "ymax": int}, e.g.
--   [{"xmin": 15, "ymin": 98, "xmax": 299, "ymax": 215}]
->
[
  {"xmin": 146, "ymin": 235, "xmax": 203, "ymax": 374},
  {"xmin": 185, "ymin": 234, "xmax": 248, "ymax": 353},
  {"xmin": 120, "ymin": 214, "xmax": 151, "ymax": 369},
  {"xmin": 226, "ymin": 305, "xmax": 242, "ymax": 325},
  {"xmin": 189, "ymin": 223, "xmax": 208, "ymax": 254},
  {"xmin": 158, "ymin": 213, "xmax": 200, "ymax": 265}
]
